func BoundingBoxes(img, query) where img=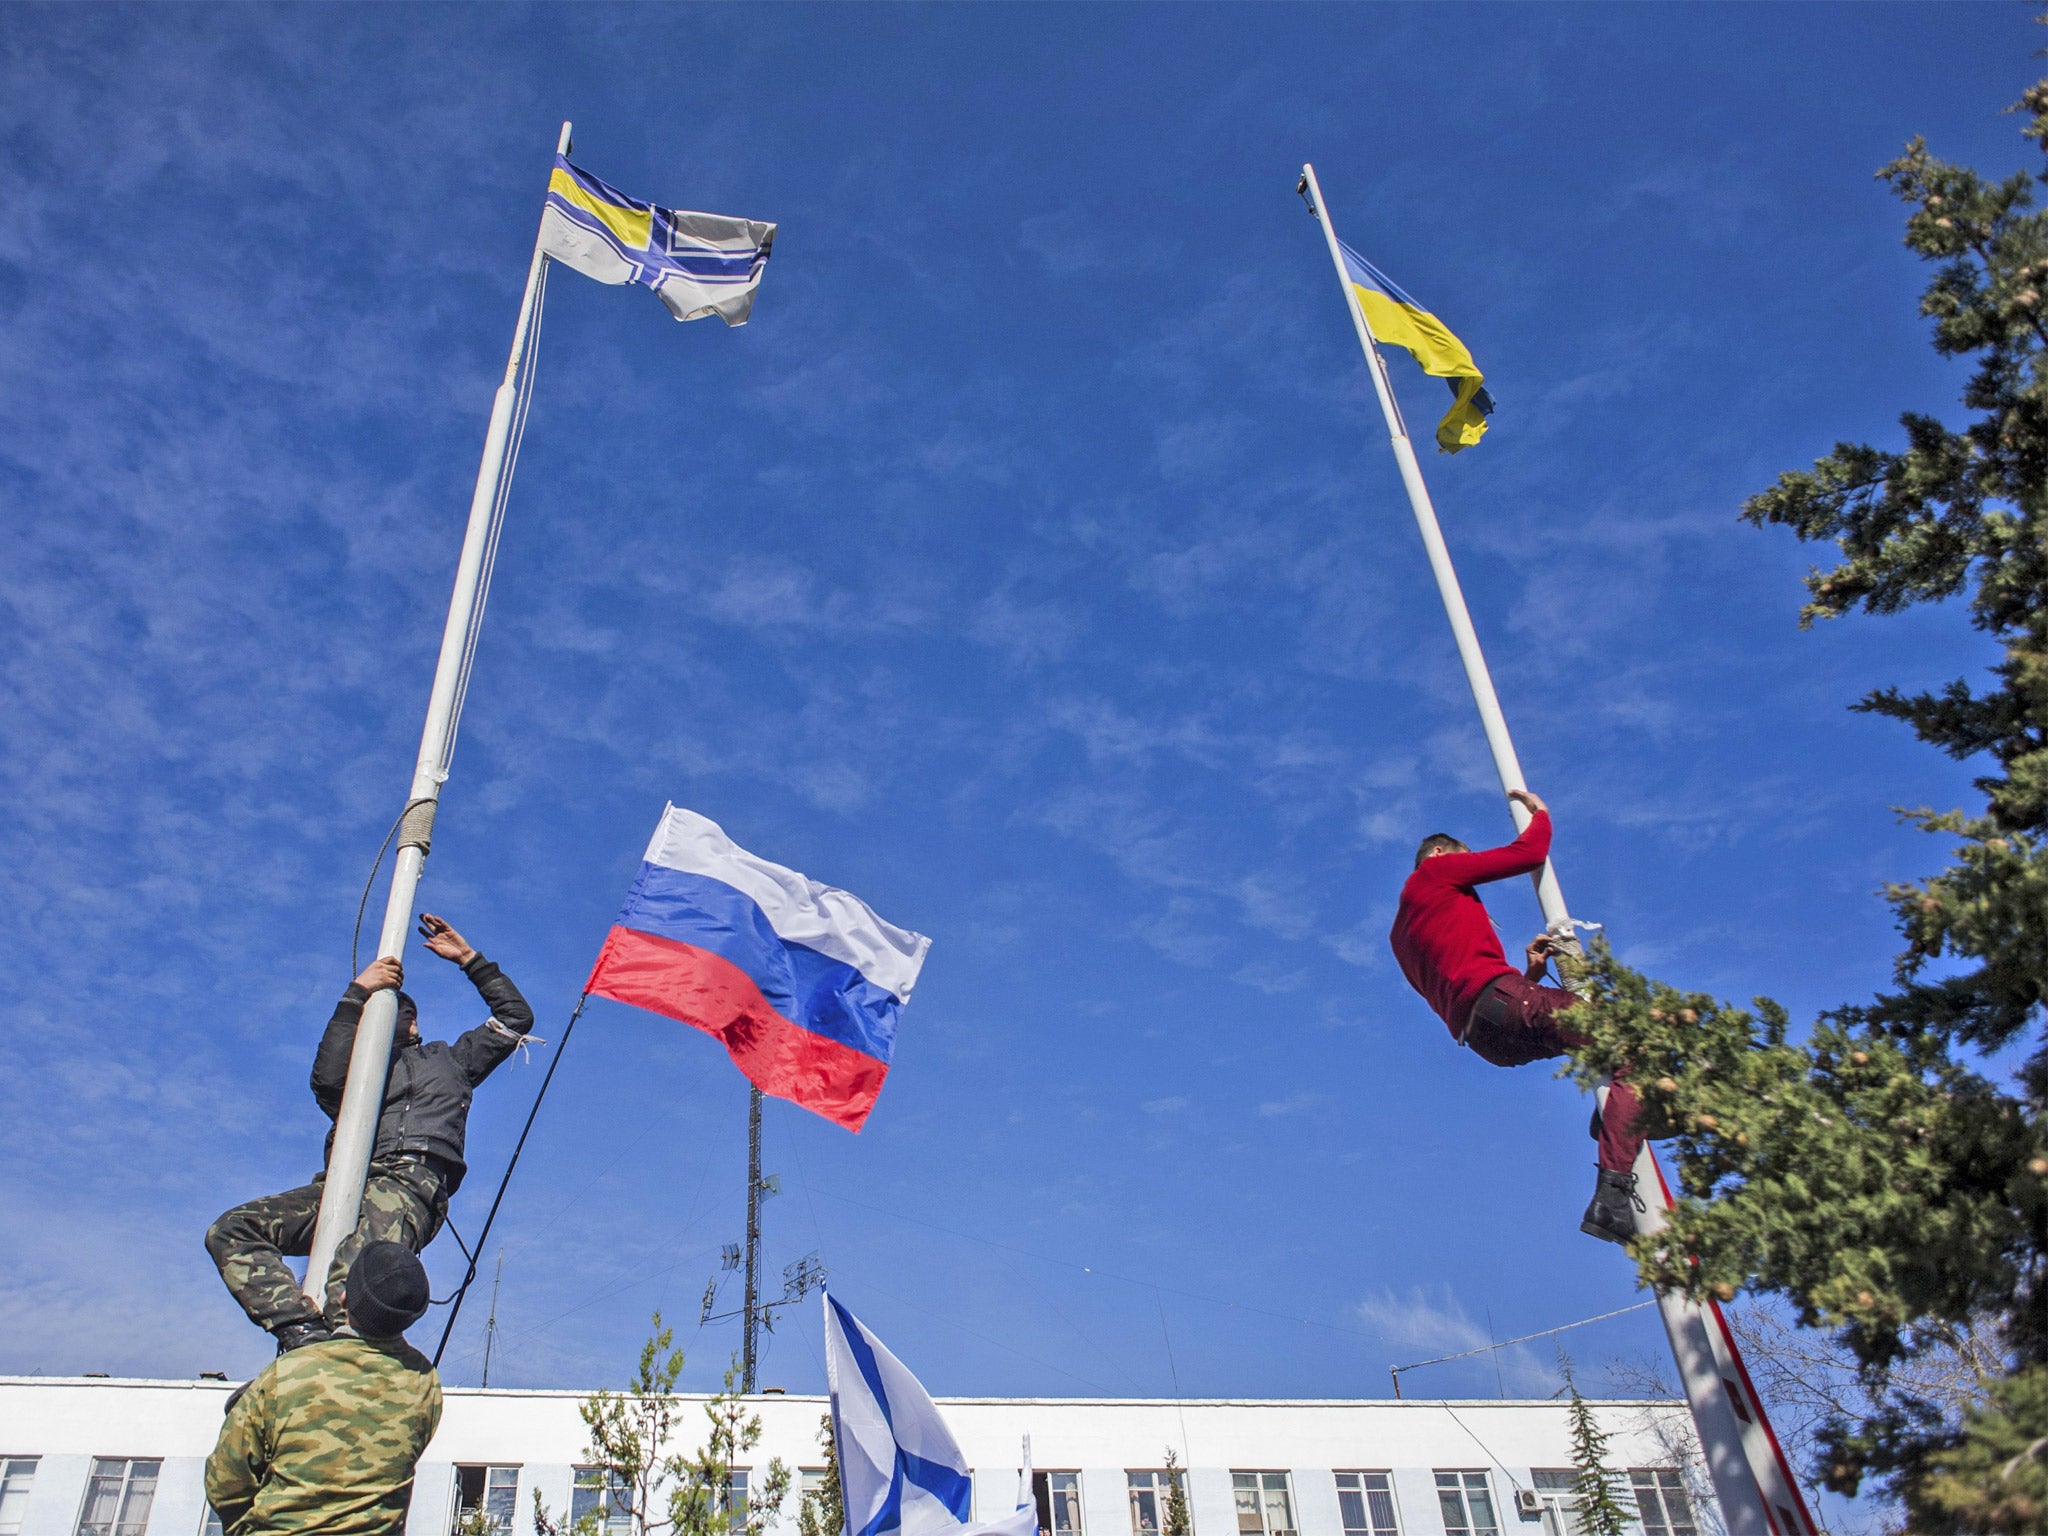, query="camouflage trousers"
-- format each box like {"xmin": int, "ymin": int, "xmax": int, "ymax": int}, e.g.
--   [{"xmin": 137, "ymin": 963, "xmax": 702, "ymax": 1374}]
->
[{"xmin": 206, "ymin": 1161, "xmax": 448, "ymax": 1333}]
